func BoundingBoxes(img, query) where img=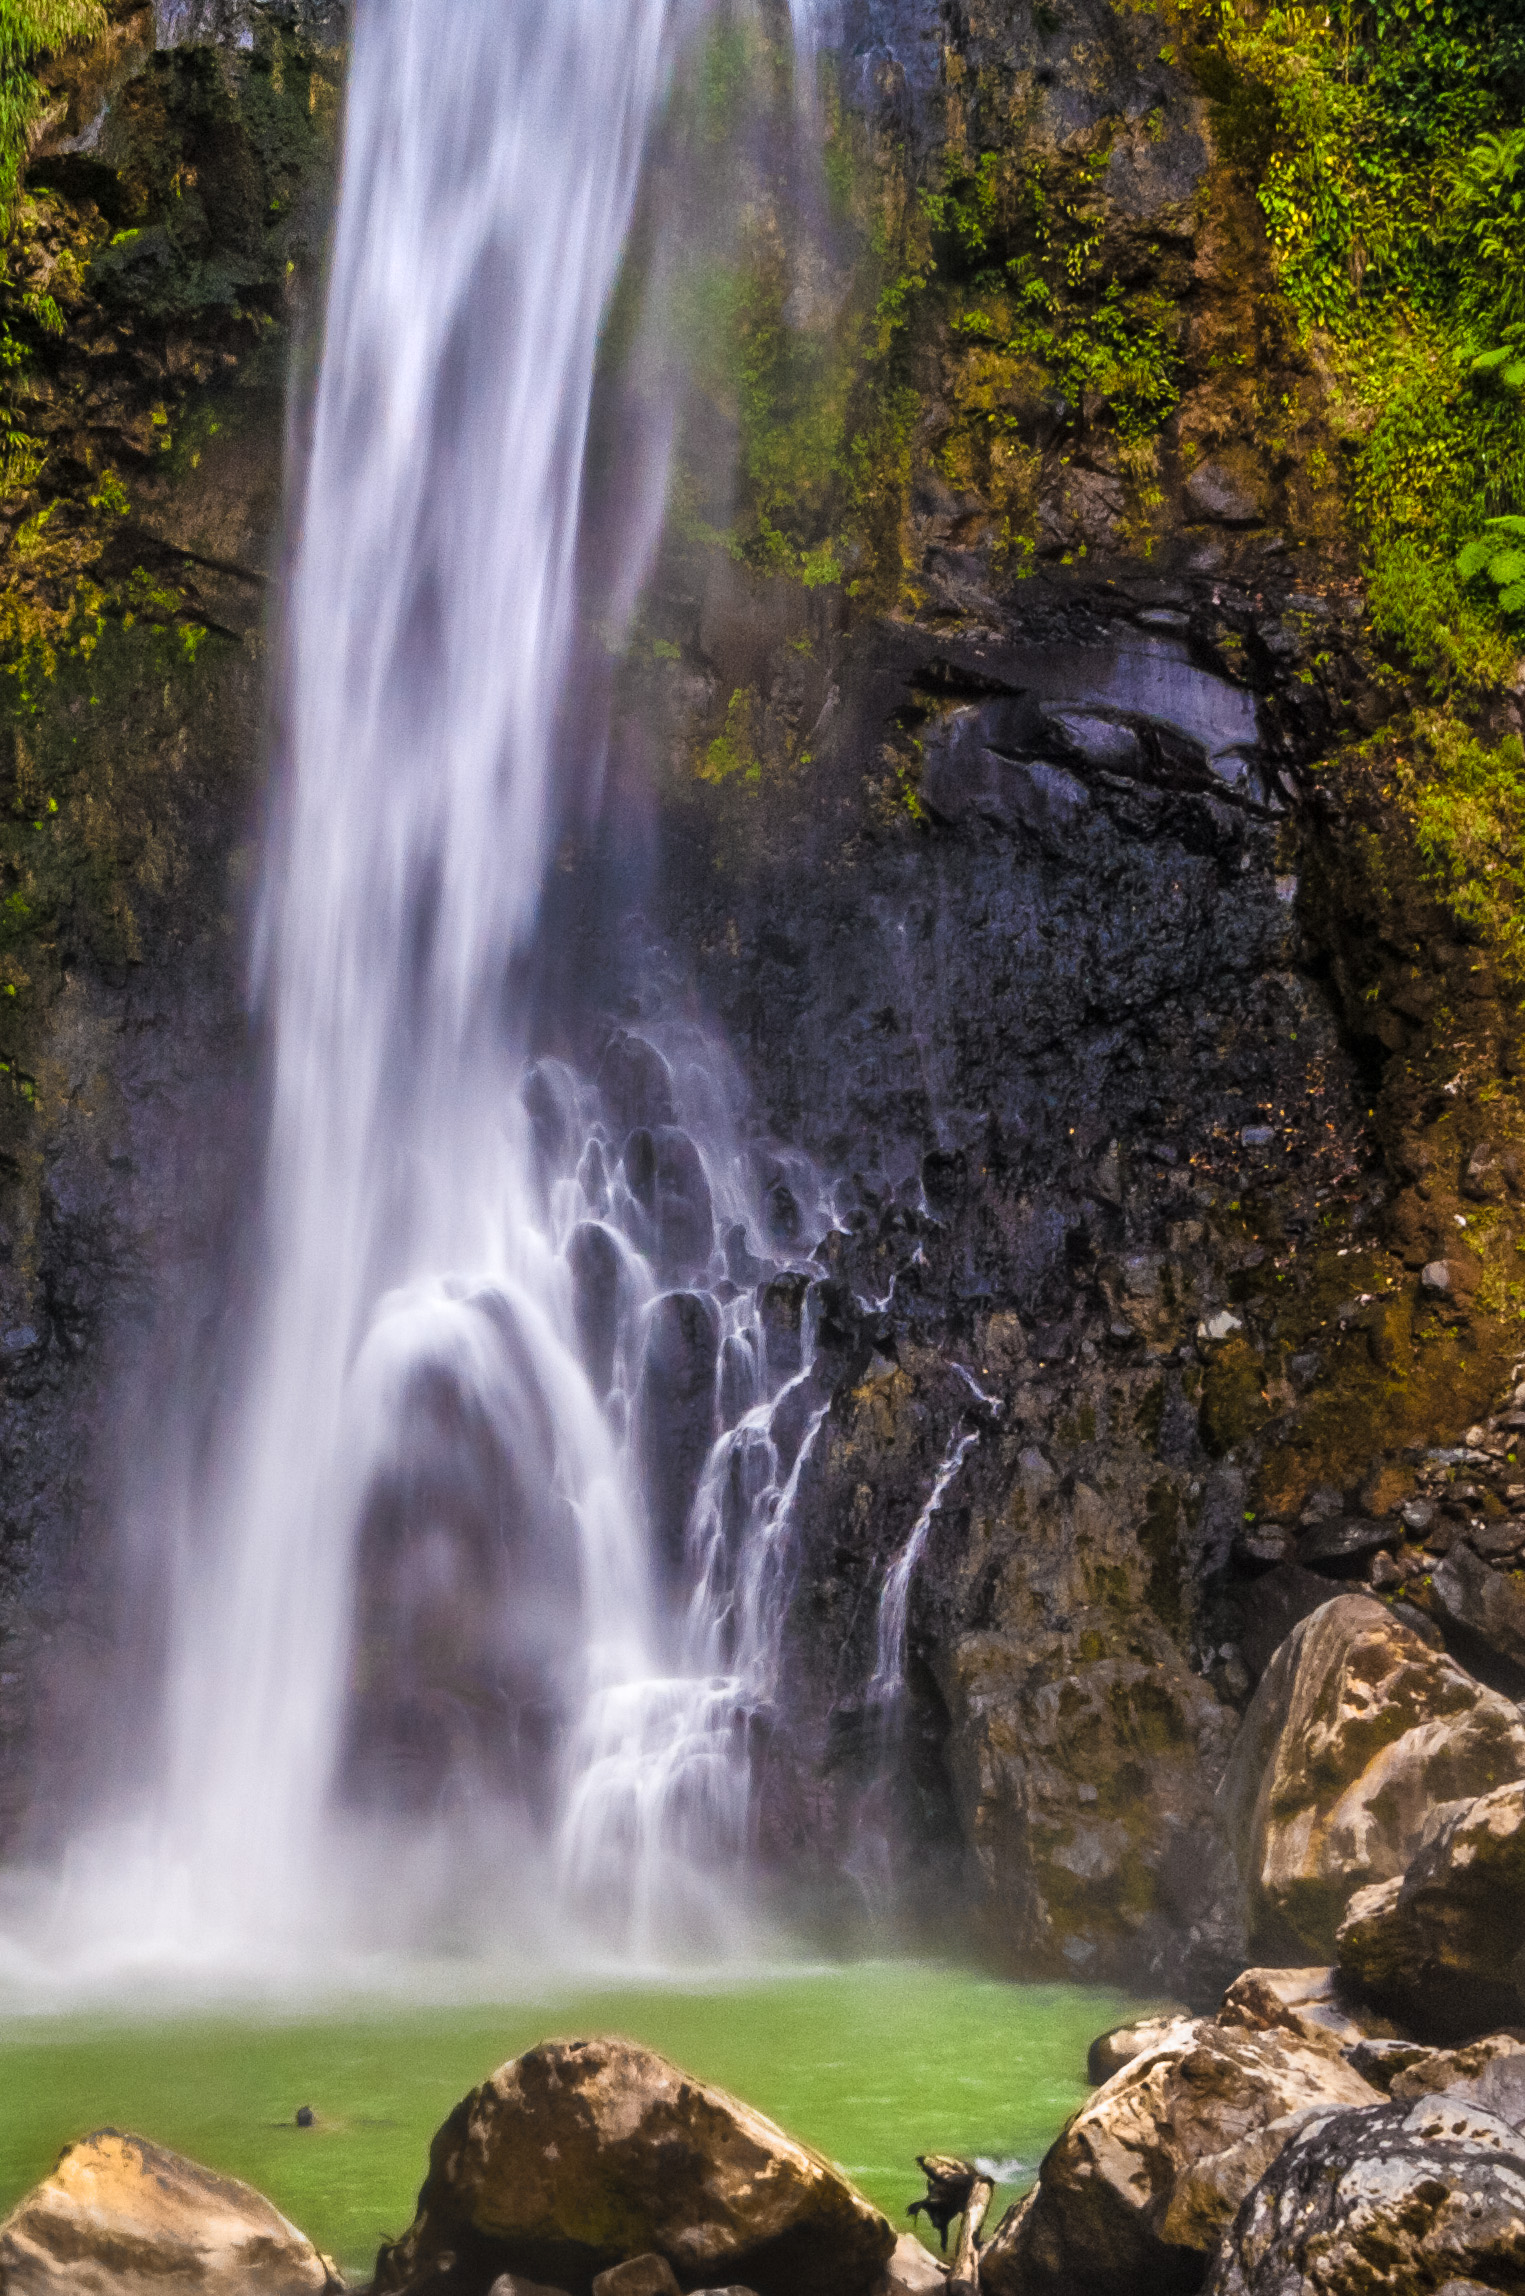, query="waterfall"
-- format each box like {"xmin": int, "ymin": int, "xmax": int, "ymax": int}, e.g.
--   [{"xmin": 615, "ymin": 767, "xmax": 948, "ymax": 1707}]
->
[
  {"xmin": 145, "ymin": 0, "xmax": 696, "ymax": 1965},
  {"xmin": 0, "ymin": 0, "xmax": 854, "ymax": 1999}
]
